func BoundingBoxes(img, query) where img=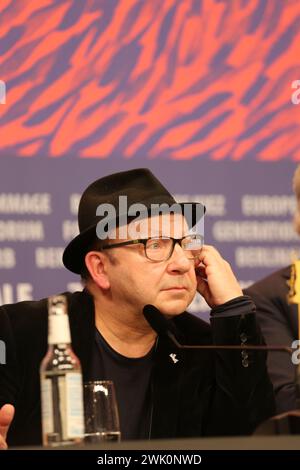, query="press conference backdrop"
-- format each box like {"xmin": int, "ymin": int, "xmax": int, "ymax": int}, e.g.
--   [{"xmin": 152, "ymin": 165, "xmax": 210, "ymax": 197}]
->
[{"xmin": 0, "ymin": 1, "xmax": 300, "ymax": 319}]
